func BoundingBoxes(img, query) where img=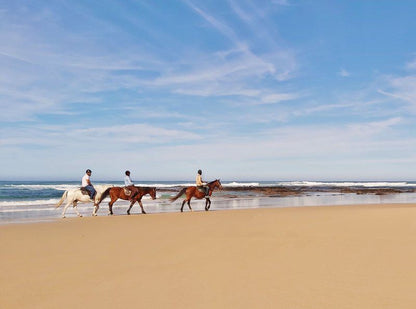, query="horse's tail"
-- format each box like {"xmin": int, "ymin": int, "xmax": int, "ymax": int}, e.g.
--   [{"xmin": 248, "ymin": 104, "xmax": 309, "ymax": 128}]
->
[
  {"xmin": 55, "ymin": 190, "xmax": 68, "ymax": 208},
  {"xmin": 170, "ymin": 188, "xmax": 187, "ymax": 202},
  {"xmin": 98, "ymin": 187, "xmax": 112, "ymax": 204}
]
